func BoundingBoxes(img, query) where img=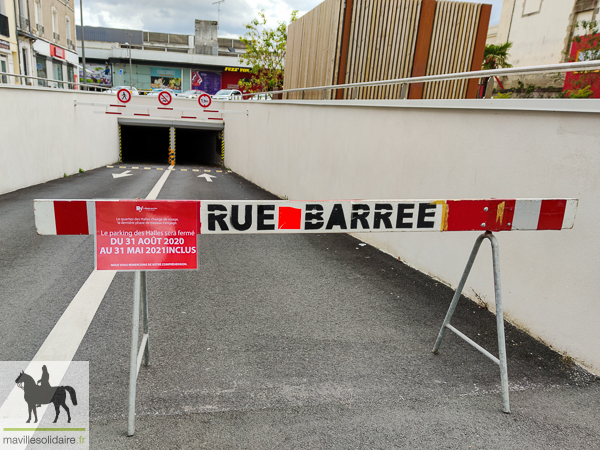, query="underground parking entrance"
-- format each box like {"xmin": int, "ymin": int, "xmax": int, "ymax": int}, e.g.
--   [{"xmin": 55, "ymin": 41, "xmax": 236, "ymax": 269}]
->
[{"xmin": 118, "ymin": 118, "xmax": 224, "ymax": 166}]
